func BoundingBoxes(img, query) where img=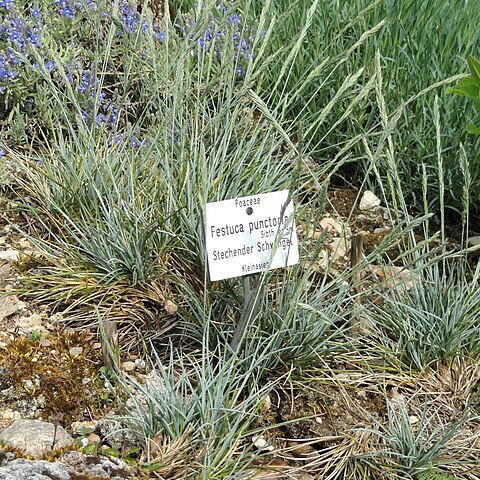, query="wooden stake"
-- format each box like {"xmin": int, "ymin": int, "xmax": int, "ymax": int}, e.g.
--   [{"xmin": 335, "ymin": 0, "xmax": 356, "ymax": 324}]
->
[
  {"xmin": 229, "ymin": 274, "xmax": 261, "ymax": 353},
  {"xmin": 100, "ymin": 317, "xmax": 119, "ymax": 371},
  {"xmin": 349, "ymin": 233, "xmax": 373, "ymax": 335},
  {"xmin": 350, "ymin": 233, "xmax": 363, "ymax": 293}
]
